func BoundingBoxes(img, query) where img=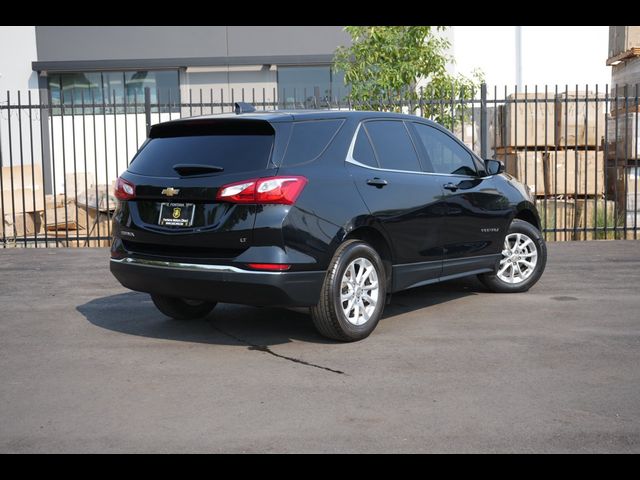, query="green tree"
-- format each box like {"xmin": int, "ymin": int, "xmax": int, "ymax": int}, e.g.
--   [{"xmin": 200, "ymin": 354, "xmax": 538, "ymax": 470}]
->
[{"xmin": 333, "ymin": 26, "xmax": 483, "ymax": 127}]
